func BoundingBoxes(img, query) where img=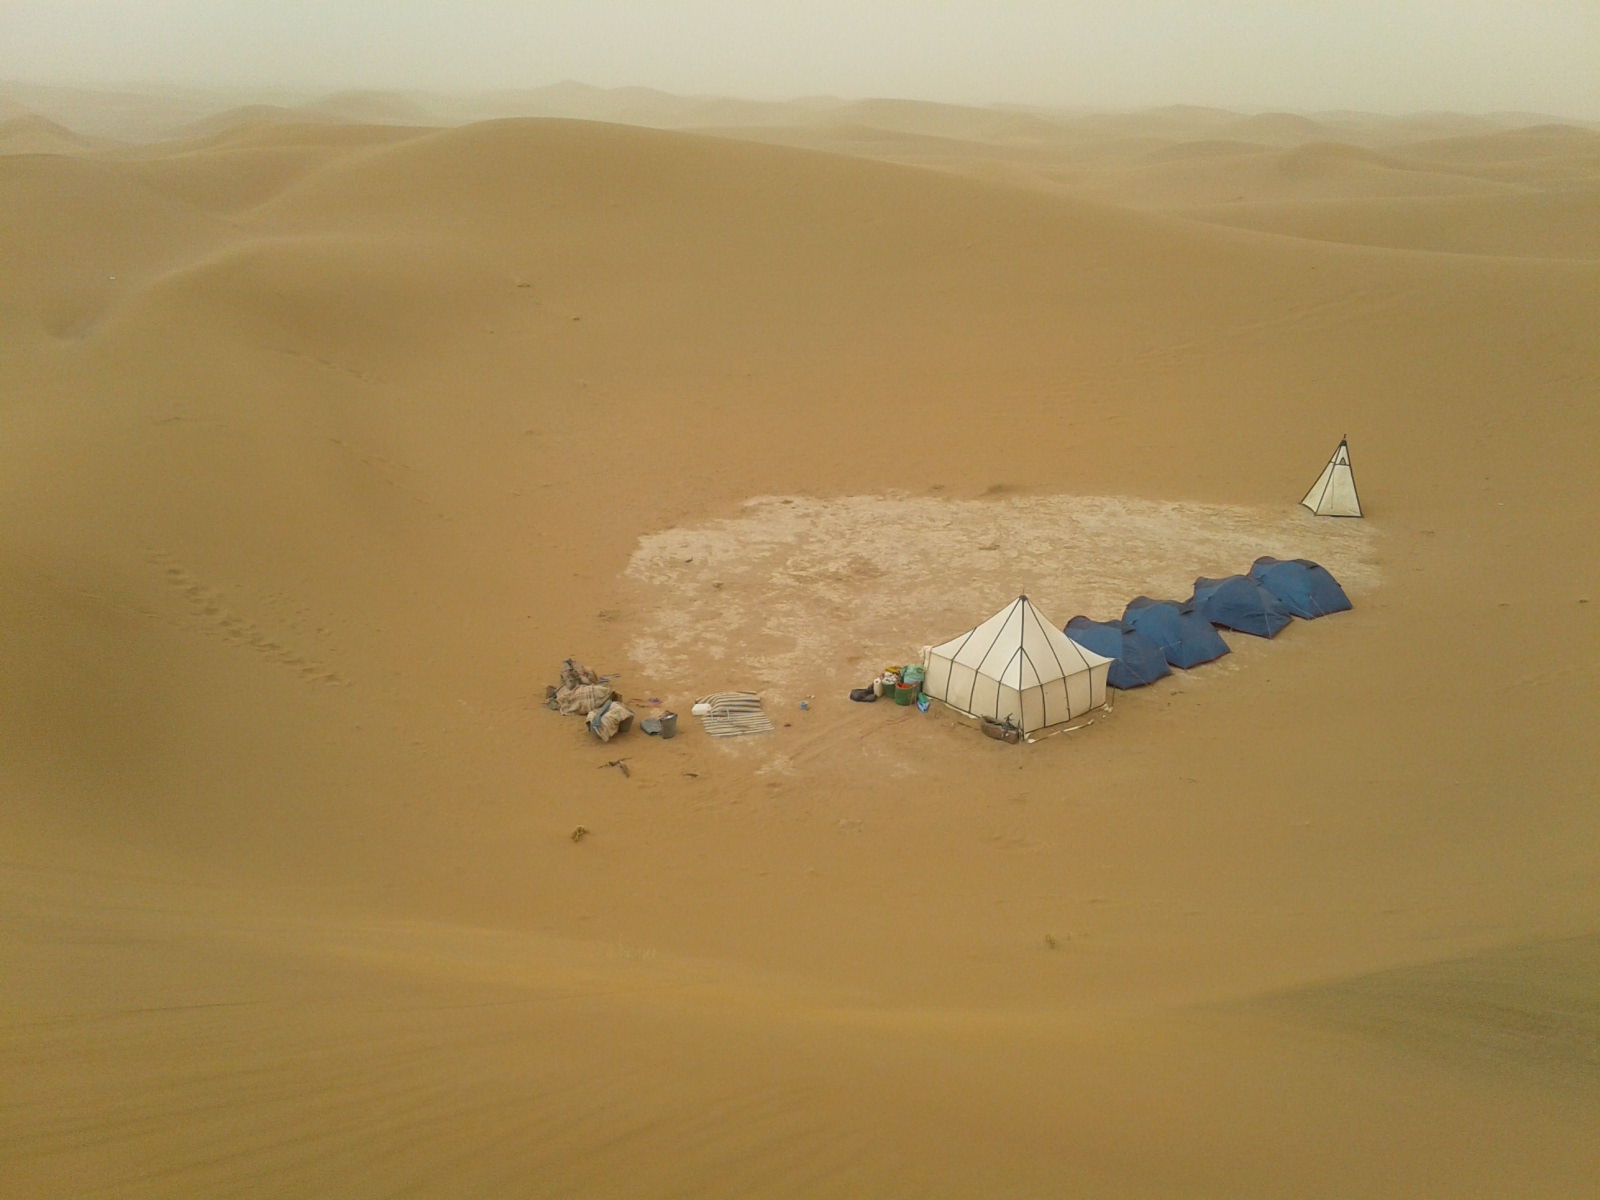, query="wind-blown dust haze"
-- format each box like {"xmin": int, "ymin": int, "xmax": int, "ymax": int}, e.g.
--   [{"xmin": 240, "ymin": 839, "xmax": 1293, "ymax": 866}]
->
[{"xmin": 1, "ymin": 1, "xmax": 1597, "ymax": 115}]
